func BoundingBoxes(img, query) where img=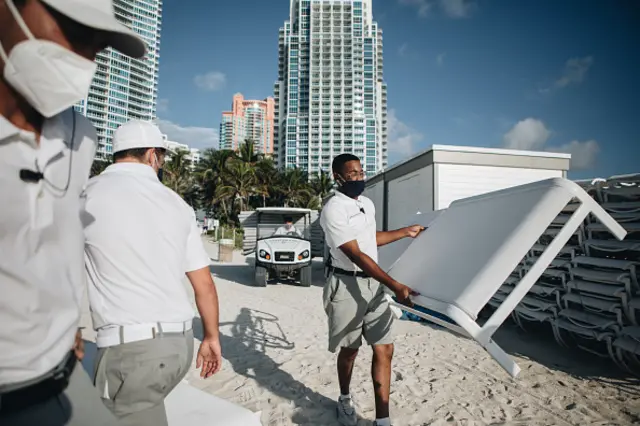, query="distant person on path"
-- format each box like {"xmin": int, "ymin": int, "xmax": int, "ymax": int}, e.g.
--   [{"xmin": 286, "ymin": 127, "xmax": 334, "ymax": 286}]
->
[
  {"xmin": 202, "ymin": 216, "xmax": 209, "ymax": 234},
  {"xmin": 82, "ymin": 120, "xmax": 222, "ymax": 426},
  {"xmin": 0, "ymin": 0, "xmax": 146, "ymax": 424},
  {"xmin": 320, "ymin": 154, "xmax": 424, "ymax": 426},
  {"xmin": 274, "ymin": 215, "xmax": 303, "ymax": 237}
]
